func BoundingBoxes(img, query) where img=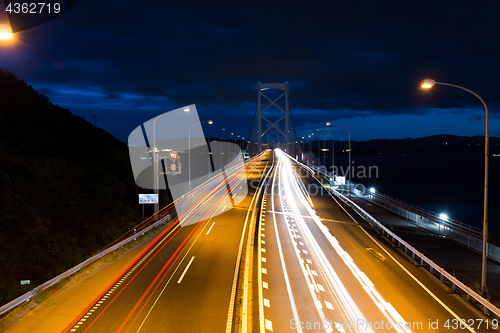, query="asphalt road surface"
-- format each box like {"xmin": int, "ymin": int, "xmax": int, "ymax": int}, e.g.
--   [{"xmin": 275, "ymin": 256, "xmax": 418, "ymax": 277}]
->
[
  {"xmin": 64, "ymin": 151, "xmax": 273, "ymax": 333},
  {"xmin": 257, "ymin": 149, "xmax": 499, "ymax": 333}
]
